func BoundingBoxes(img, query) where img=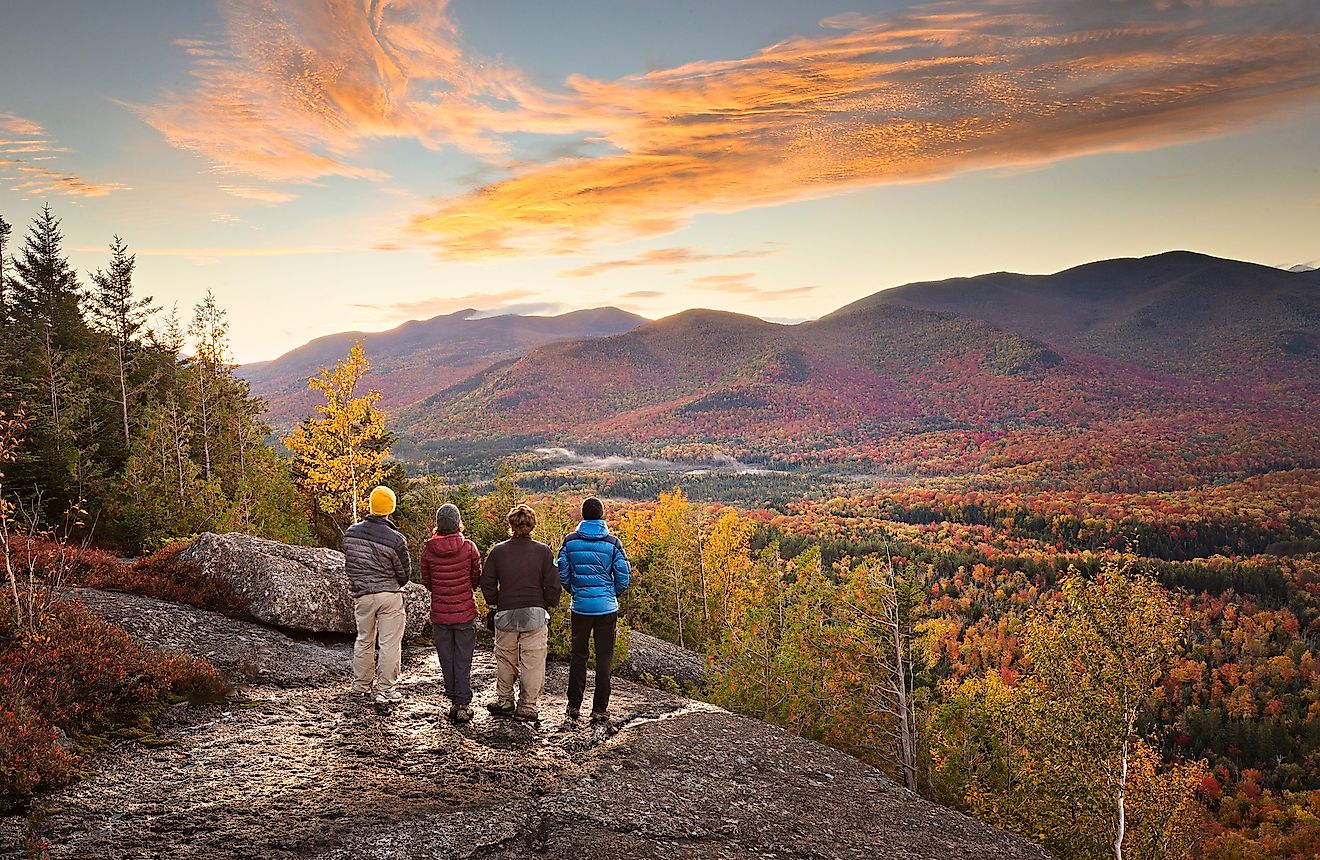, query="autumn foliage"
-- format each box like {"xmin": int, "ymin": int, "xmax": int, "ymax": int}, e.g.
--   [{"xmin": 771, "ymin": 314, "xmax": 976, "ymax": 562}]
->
[{"xmin": 0, "ymin": 592, "xmax": 227, "ymax": 804}]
